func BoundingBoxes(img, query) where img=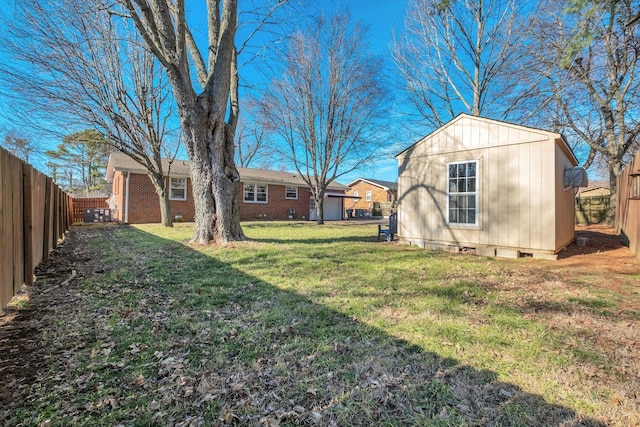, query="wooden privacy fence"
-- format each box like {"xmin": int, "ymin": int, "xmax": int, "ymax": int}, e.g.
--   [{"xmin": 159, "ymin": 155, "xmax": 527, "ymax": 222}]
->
[
  {"xmin": 616, "ymin": 152, "xmax": 640, "ymax": 259},
  {"xmin": 72, "ymin": 197, "xmax": 109, "ymax": 223},
  {"xmin": 0, "ymin": 147, "xmax": 72, "ymax": 313},
  {"xmin": 575, "ymin": 195, "xmax": 610, "ymax": 225}
]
